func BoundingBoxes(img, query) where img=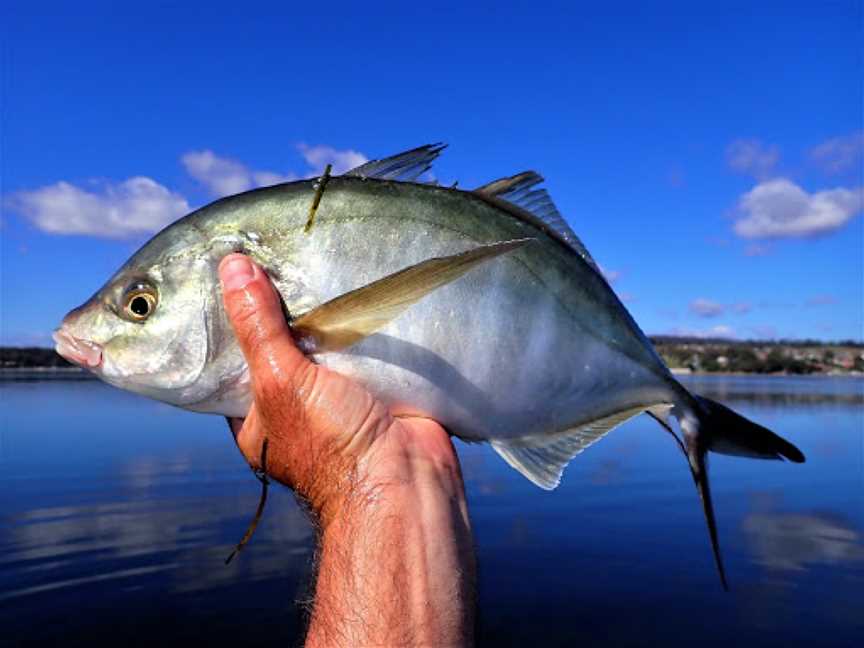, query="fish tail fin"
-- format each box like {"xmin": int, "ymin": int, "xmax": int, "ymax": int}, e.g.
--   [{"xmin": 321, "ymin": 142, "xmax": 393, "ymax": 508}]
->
[
  {"xmin": 675, "ymin": 394, "xmax": 806, "ymax": 590},
  {"xmin": 690, "ymin": 395, "xmax": 806, "ymax": 462}
]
